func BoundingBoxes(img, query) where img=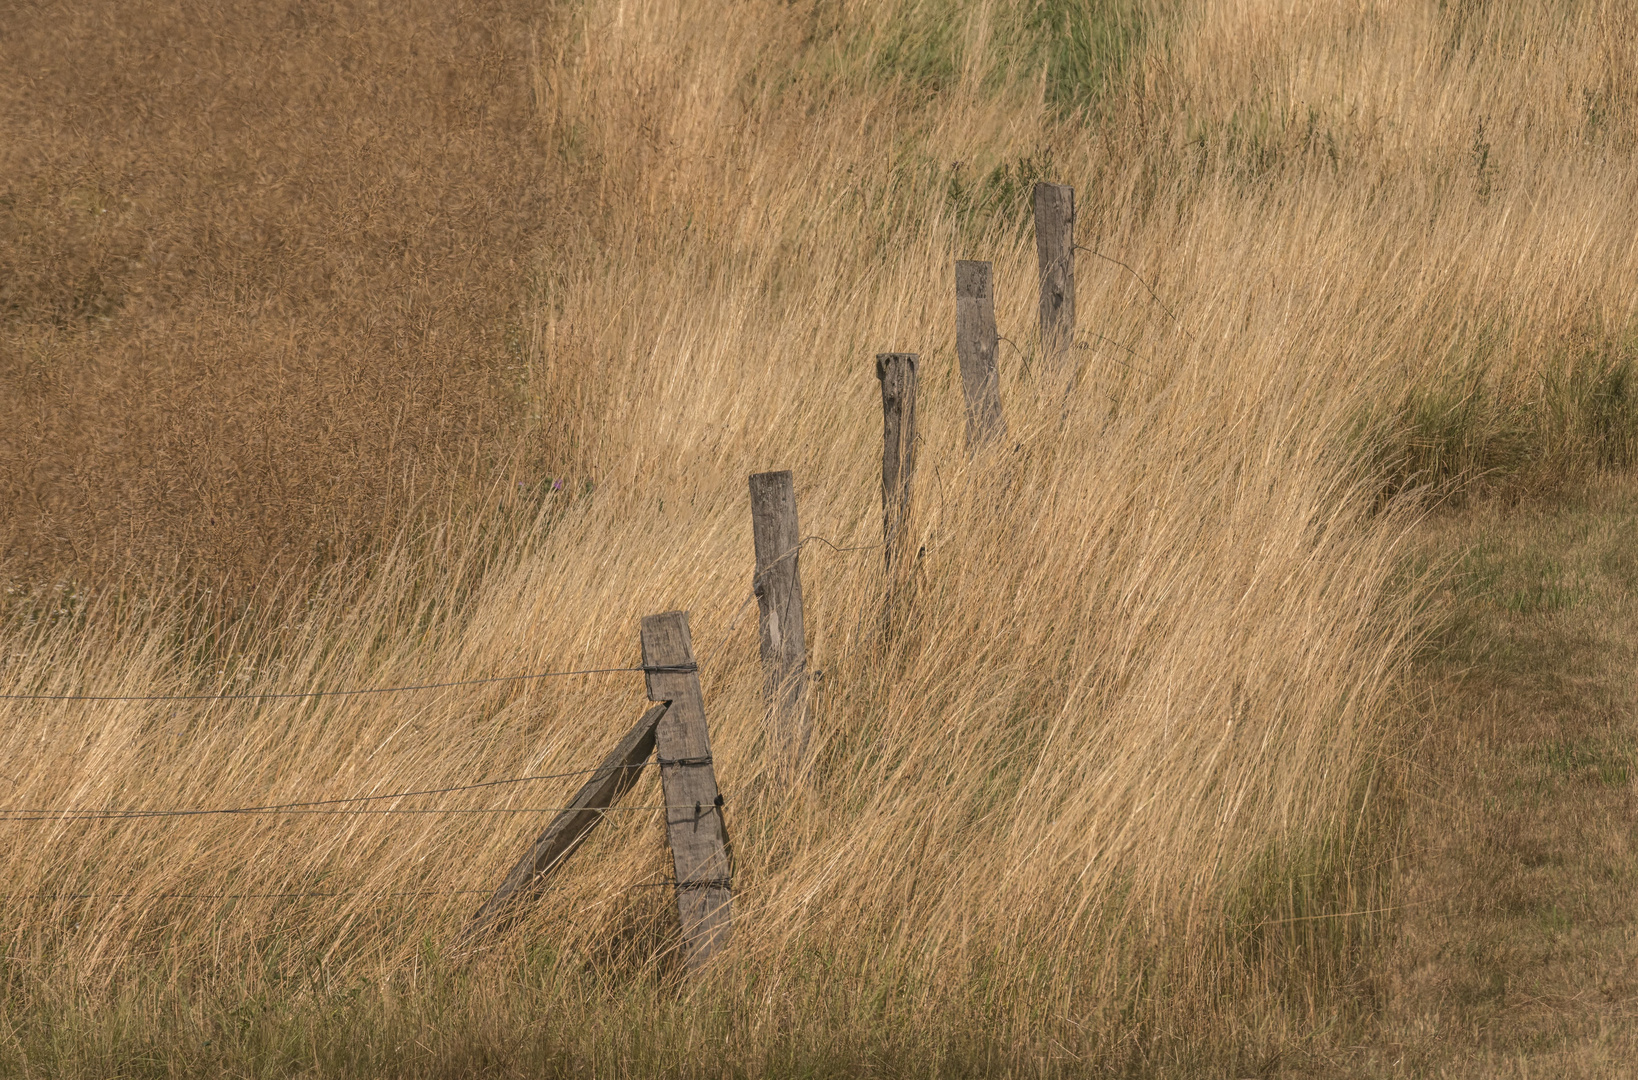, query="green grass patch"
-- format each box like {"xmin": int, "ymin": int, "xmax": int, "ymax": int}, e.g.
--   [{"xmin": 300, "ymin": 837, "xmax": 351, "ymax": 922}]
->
[
  {"xmin": 1365, "ymin": 334, "xmax": 1638, "ymax": 504},
  {"xmin": 1013, "ymin": 0, "xmax": 1151, "ymax": 112},
  {"xmin": 787, "ymin": 0, "xmax": 1153, "ymax": 109}
]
